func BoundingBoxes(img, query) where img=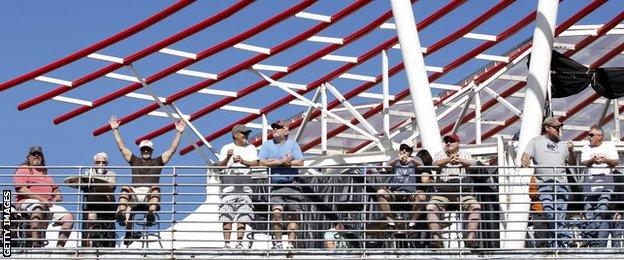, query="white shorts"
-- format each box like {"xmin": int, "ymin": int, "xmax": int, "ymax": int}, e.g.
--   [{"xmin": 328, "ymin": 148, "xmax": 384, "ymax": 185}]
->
[
  {"xmin": 18, "ymin": 199, "xmax": 69, "ymax": 223},
  {"xmin": 129, "ymin": 186, "xmax": 152, "ymax": 204}
]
